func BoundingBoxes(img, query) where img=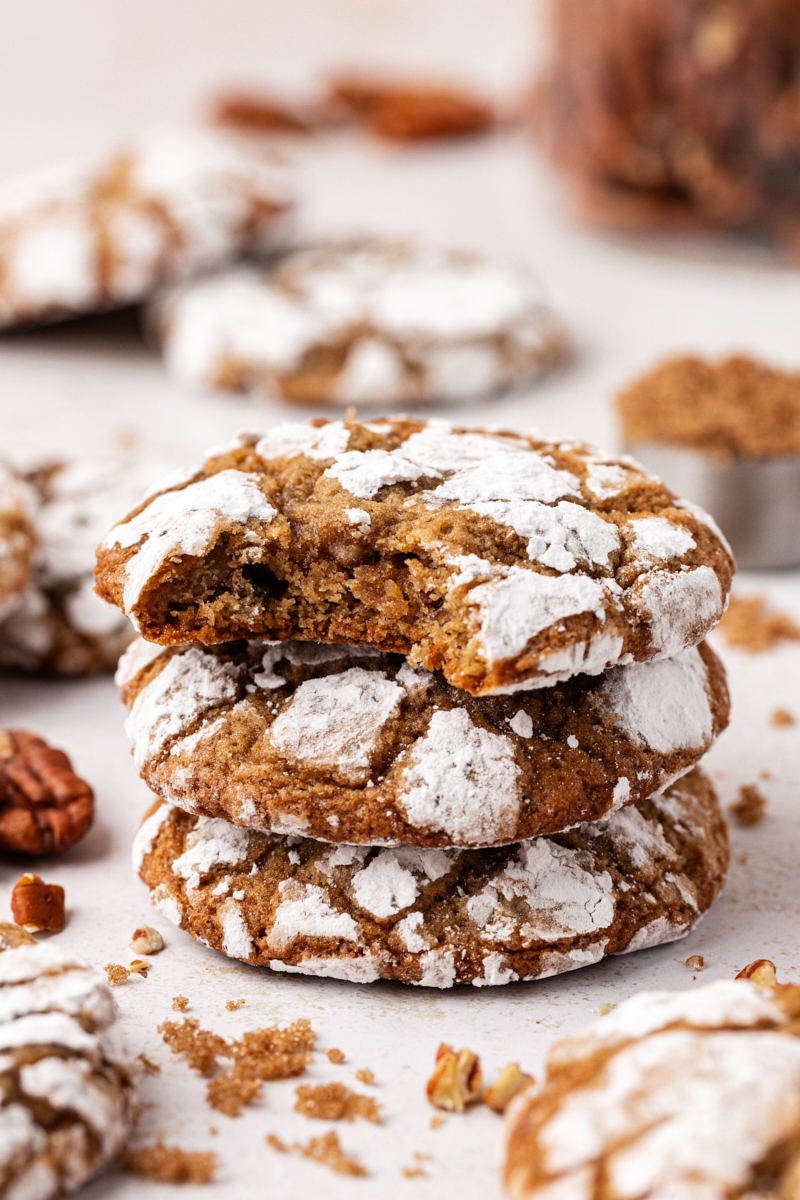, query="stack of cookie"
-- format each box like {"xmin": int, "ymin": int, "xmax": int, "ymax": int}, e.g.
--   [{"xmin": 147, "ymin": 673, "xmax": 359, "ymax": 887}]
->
[{"xmin": 96, "ymin": 417, "xmax": 734, "ymax": 988}]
